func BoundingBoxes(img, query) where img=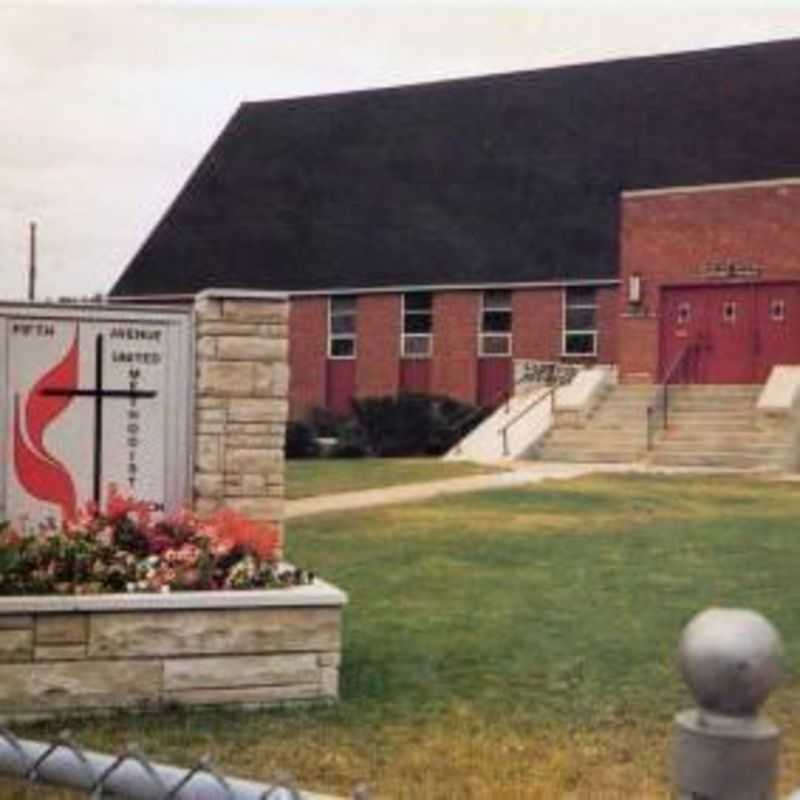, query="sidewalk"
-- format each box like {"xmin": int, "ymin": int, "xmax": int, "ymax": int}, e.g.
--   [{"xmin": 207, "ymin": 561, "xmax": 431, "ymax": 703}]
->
[{"xmin": 284, "ymin": 460, "xmax": 722, "ymax": 519}]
